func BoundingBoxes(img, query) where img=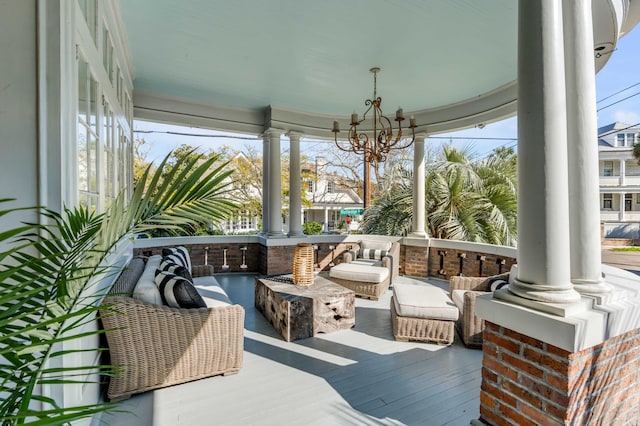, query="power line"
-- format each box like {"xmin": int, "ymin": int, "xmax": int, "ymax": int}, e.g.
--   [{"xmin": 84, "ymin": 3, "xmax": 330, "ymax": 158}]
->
[
  {"xmin": 597, "ymin": 82, "xmax": 640, "ymax": 104},
  {"xmin": 597, "ymin": 91, "xmax": 640, "ymax": 112}
]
